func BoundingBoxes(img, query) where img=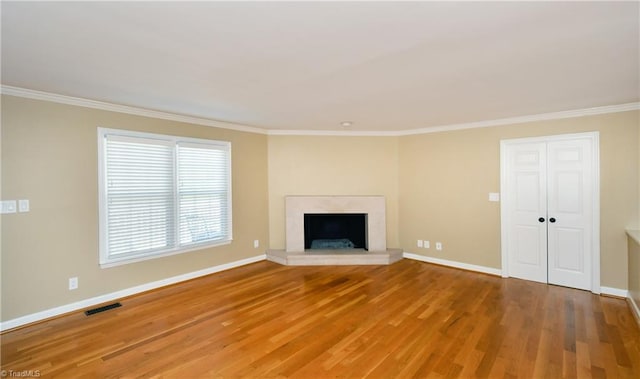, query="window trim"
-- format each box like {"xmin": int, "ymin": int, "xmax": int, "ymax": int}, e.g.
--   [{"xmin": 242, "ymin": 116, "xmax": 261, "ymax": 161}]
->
[{"xmin": 98, "ymin": 127, "xmax": 232, "ymax": 268}]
